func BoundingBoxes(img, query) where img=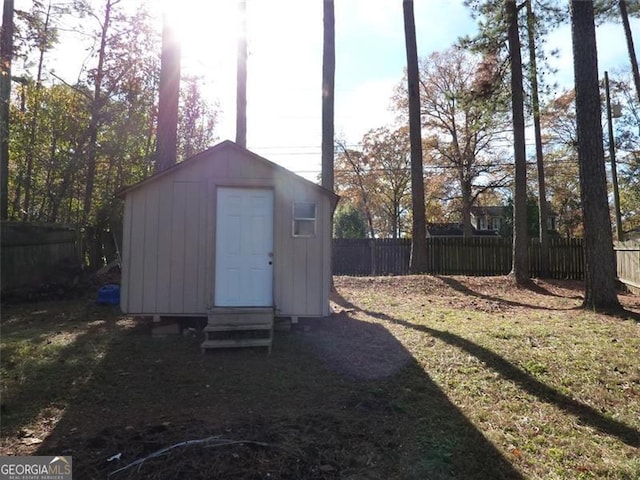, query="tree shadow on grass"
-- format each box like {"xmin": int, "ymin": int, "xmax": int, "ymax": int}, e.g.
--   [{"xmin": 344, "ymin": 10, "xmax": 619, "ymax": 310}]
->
[
  {"xmin": 599, "ymin": 302, "xmax": 640, "ymax": 323},
  {"xmin": 332, "ymin": 293, "xmax": 640, "ymax": 449},
  {"xmin": 434, "ymin": 276, "xmax": 584, "ymax": 311},
  {"xmin": 21, "ymin": 306, "xmax": 524, "ymax": 479},
  {"xmin": 433, "ymin": 276, "xmax": 640, "ymax": 322}
]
